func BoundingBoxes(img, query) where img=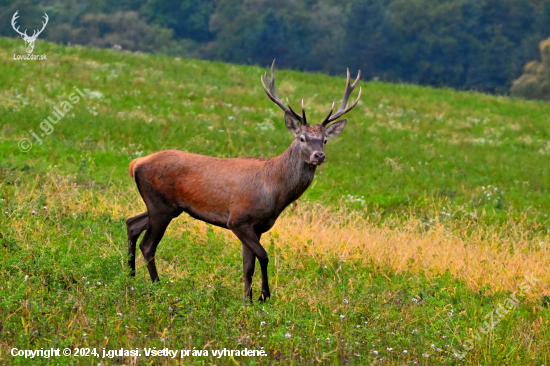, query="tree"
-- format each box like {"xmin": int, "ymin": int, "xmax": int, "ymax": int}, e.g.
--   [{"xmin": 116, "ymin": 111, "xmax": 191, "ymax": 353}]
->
[{"xmin": 511, "ymin": 37, "xmax": 550, "ymax": 101}]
